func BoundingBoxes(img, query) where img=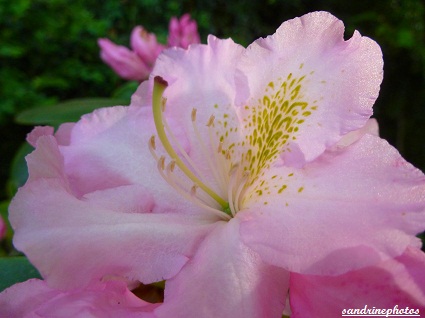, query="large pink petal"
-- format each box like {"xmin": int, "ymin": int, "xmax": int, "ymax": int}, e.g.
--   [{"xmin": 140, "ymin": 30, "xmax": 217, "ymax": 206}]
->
[
  {"xmin": 153, "ymin": 36, "xmax": 245, "ymax": 151},
  {"xmin": 154, "ymin": 35, "xmax": 244, "ymax": 127},
  {"xmin": 0, "ymin": 279, "xmax": 159, "ymax": 318},
  {"xmin": 155, "ymin": 219, "xmax": 289, "ymax": 318},
  {"xmin": 60, "ymin": 105, "xmax": 199, "ymax": 215},
  {"xmin": 152, "ymin": 36, "xmax": 246, "ymax": 195},
  {"xmin": 10, "ymin": 135, "xmax": 218, "ymax": 290},
  {"xmin": 290, "ymin": 247, "xmax": 425, "ymax": 317},
  {"xmin": 239, "ymin": 134, "xmax": 425, "ymax": 275},
  {"xmin": 236, "ymin": 11, "xmax": 383, "ymax": 166}
]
